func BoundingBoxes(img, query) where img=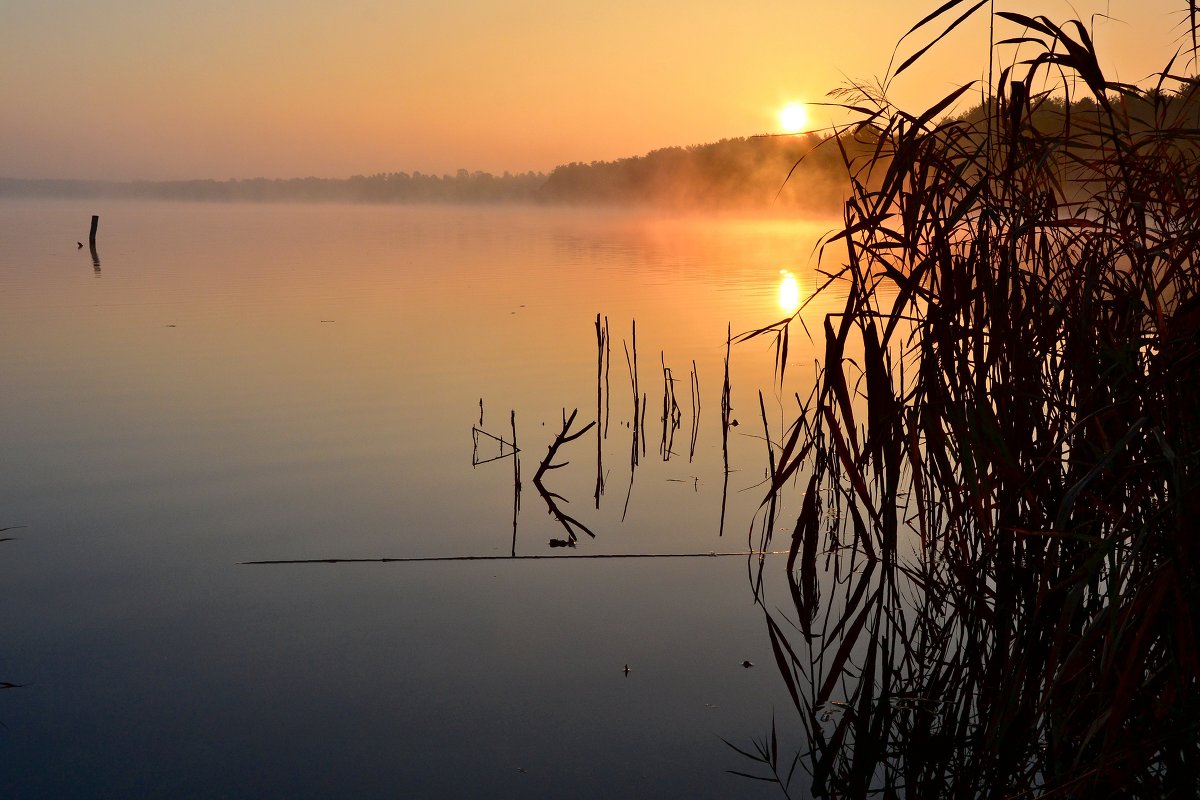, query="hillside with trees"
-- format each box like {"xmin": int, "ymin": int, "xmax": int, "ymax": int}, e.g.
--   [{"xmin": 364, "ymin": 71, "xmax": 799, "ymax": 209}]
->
[
  {"xmin": 6, "ymin": 84, "xmax": 1199, "ymax": 213},
  {"xmin": 538, "ymin": 134, "xmax": 851, "ymax": 210},
  {"xmin": 0, "ymin": 133, "xmax": 860, "ymax": 211}
]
